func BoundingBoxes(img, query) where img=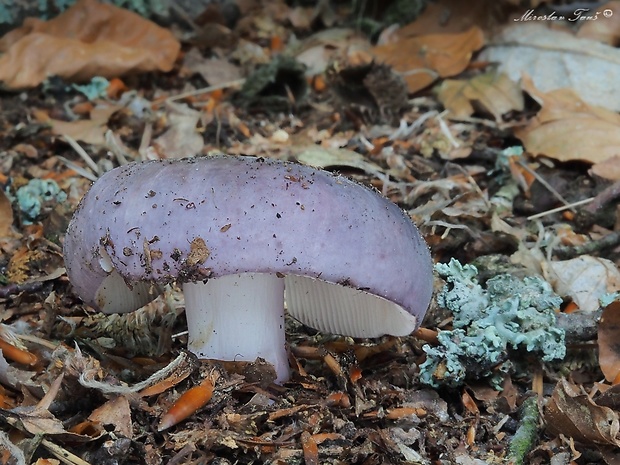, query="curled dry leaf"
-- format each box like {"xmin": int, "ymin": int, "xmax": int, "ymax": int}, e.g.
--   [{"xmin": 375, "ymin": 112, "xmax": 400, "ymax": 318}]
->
[
  {"xmin": 542, "ymin": 256, "xmax": 620, "ymax": 312},
  {"xmin": 480, "ymin": 23, "xmax": 620, "ymax": 111},
  {"xmin": 0, "ymin": 0, "xmax": 180, "ymax": 89},
  {"xmin": 545, "ymin": 378, "xmax": 620, "ymax": 447},
  {"xmin": 598, "ymin": 300, "xmax": 620, "ymax": 383},
  {"xmin": 371, "ymin": 27, "xmax": 485, "ymax": 94},
  {"xmin": 437, "ymin": 70, "xmax": 524, "ymax": 120},
  {"xmin": 516, "ymin": 75, "xmax": 620, "ymax": 164}
]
